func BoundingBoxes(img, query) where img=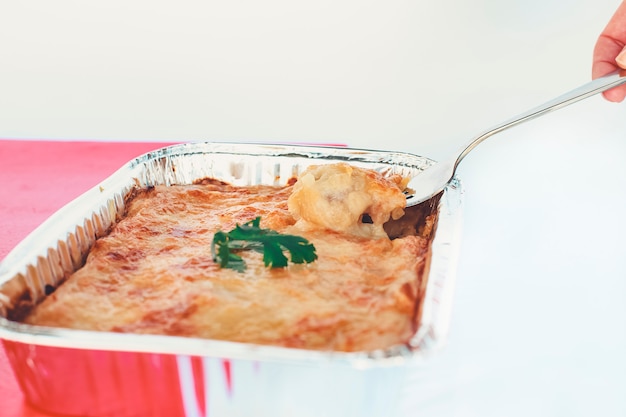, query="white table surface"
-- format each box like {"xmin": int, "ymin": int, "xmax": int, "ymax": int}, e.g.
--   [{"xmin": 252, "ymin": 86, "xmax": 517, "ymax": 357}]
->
[
  {"xmin": 1, "ymin": 1, "xmax": 625, "ymax": 416},
  {"xmin": 397, "ymin": 96, "xmax": 626, "ymax": 417}
]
